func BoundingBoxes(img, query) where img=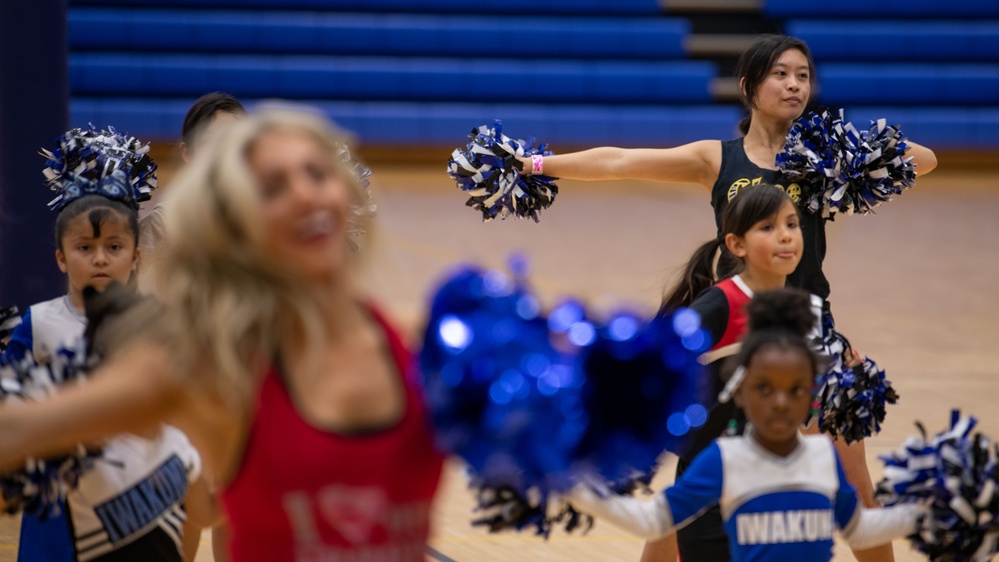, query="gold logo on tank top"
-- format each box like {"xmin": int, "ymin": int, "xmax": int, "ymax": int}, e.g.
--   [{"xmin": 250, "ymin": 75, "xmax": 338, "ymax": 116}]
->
[{"xmin": 727, "ymin": 178, "xmax": 801, "ymax": 203}]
